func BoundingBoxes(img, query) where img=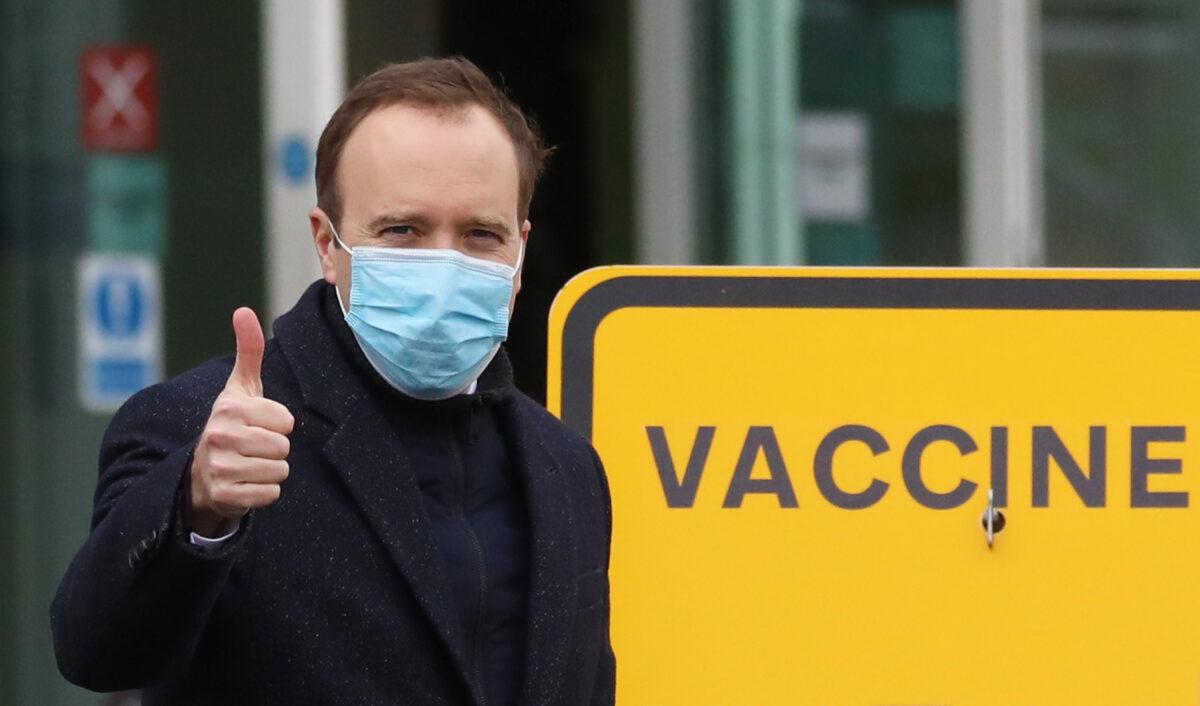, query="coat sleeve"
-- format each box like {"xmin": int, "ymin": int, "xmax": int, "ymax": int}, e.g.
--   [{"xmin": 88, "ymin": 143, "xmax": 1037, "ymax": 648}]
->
[
  {"xmin": 589, "ymin": 447, "xmax": 616, "ymax": 705},
  {"xmin": 50, "ymin": 369, "xmax": 250, "ymax": 692}
]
